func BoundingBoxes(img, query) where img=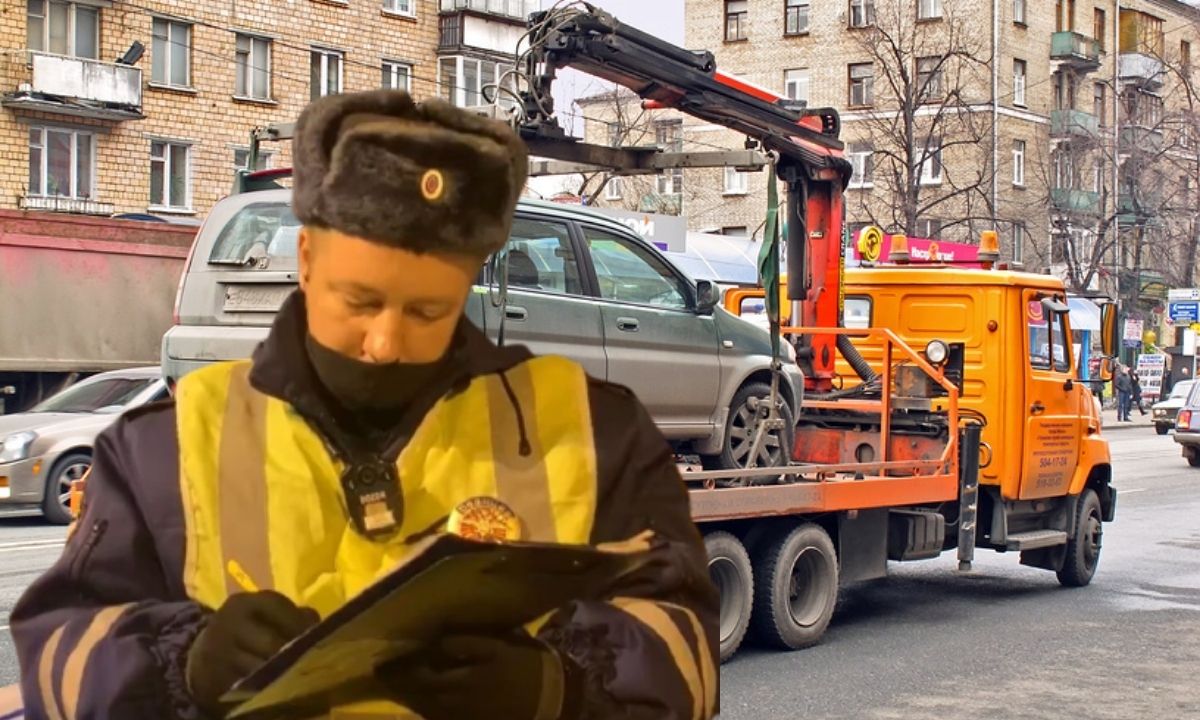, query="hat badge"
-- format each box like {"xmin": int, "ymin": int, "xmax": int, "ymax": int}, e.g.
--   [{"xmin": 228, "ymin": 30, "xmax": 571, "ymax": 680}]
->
[
  {"xmin": 420, "ymin": 168, "xmax": 446, "ymax": 202},
  {"xmin": 447, "ymin": 496, "xmax": 524, "ymax": 543}
]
